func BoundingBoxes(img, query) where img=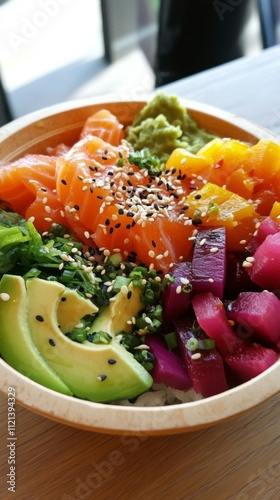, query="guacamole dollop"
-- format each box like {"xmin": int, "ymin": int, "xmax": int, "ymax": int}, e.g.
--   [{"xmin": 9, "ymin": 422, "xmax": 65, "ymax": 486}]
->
[{"xmin": 126, "ymin": 92, "xmax": 216, "ymax": 163}]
